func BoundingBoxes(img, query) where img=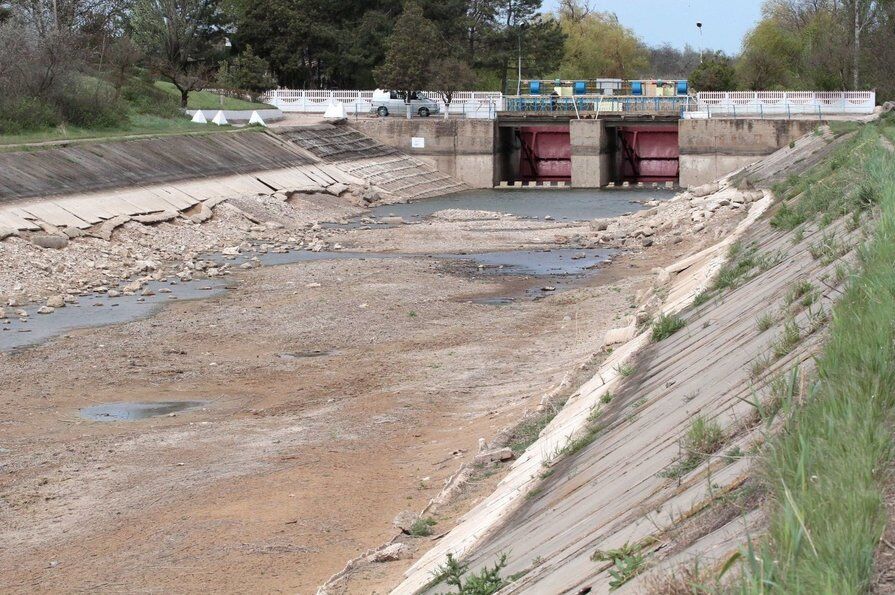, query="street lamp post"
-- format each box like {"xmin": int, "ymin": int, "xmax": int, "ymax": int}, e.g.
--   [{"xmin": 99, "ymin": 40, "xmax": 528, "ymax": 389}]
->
[{"xmin": 697, "ymin": 22, "xmax": 703, "ymax": 63}]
